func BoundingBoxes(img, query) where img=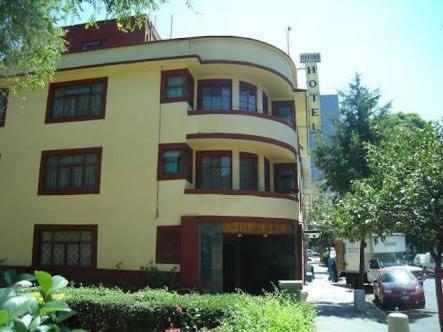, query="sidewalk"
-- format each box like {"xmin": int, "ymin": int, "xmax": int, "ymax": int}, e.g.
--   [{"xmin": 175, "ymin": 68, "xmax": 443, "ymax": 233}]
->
[{"xmin": 306, "ymin": 264, "xmax": 388, "ymax": 332}]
